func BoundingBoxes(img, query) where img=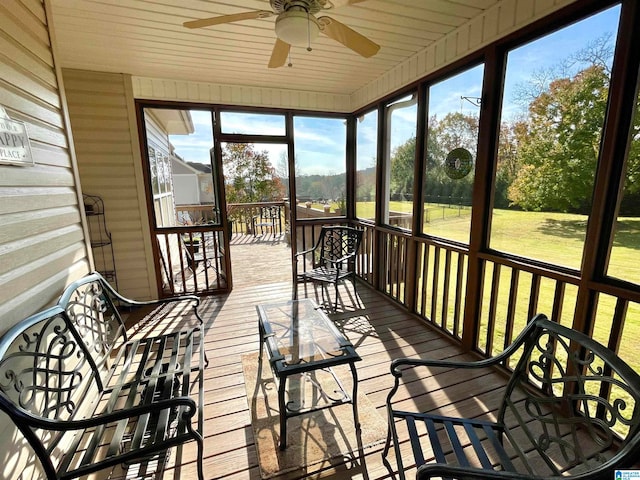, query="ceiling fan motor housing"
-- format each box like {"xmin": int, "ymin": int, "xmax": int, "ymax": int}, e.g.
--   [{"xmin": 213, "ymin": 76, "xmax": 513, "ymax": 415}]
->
[
  {"xmin": 273, "ymin": 1, "xmax": 323, "ymax": 46},
  {"xmin": 270, "ymin": 0, "xmax": 326, "ymax": 15}
]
